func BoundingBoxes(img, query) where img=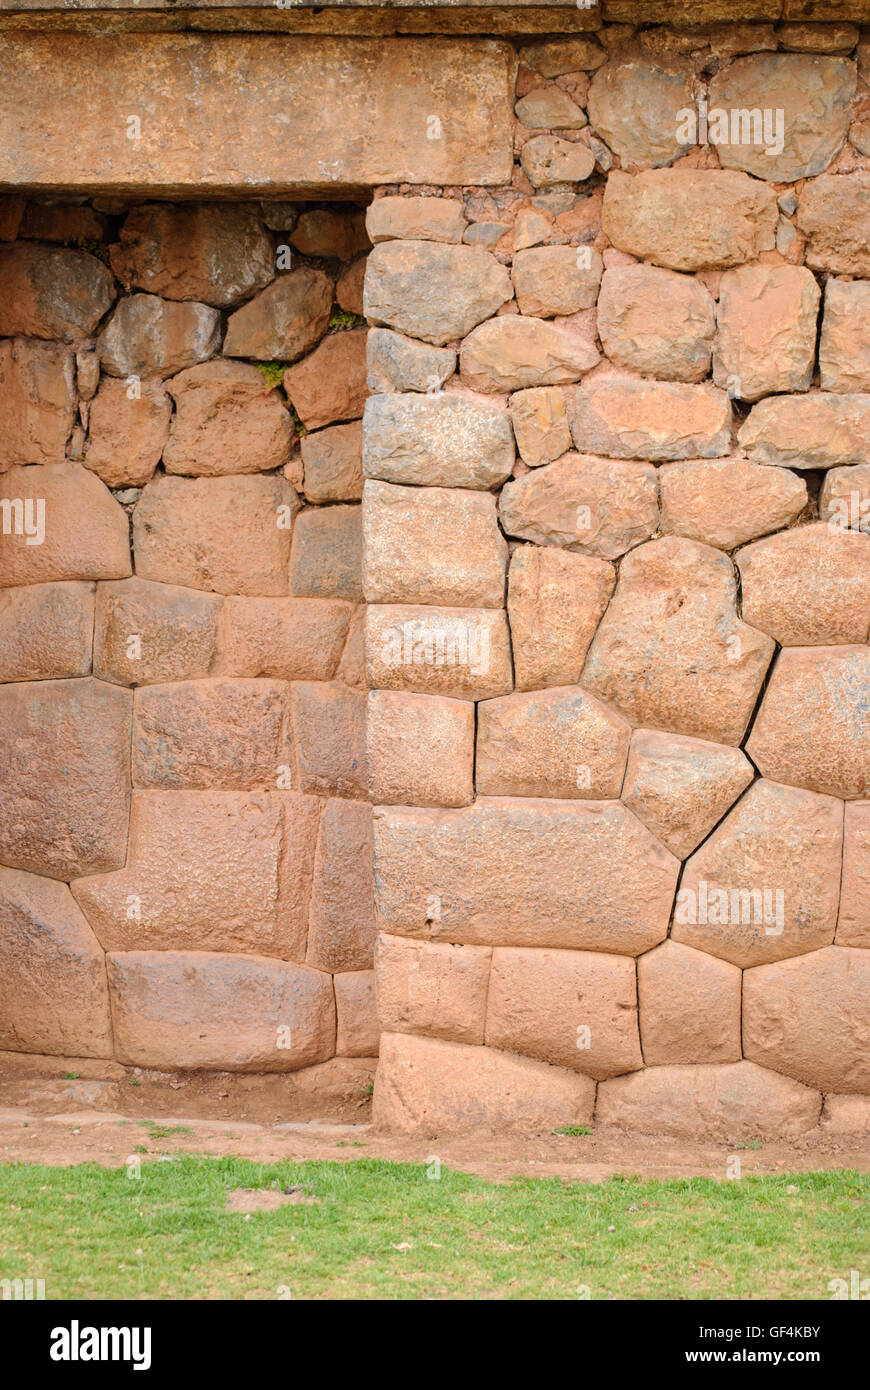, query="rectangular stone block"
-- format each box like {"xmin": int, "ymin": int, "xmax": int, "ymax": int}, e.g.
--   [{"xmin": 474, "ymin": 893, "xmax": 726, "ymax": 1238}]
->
[
  {"xmin": 107, "ymin": 950, "xmax": 335, "ymax": 1072},
  {"xmin": 362, "ymin": 479, "xmax": 507, "ymax": 608},
  {"xmin": 367, "ymin": 689, "xmax": 474, "ymax": 807},
  {"xmin": 365, "ymin": 604, "xmax": 513, "ymax": 700},
  {"xmin": 334, "ymin": 970, "xmax": 379, "ymax": 1058},
  {"xmin": 71, "ymin": 789, "xmax": 320, "ymax": 962},
  {"xmin": 132, "ymin": 678, "xmax": 292, "ymax": 790},
  {"xmin": 216, "ymin": 596, "xmax": 352, "ymax": 682},
  {"xmin": 94, "ymin": 577, "xmax": 222, "ymax": 687},
  {"xmin": 373, "ymin": 797, "xmax": 679, "ymax": 954},
  {"xmin": 0, "ymin": 36, "xmax": 514, "ymax": 194},
  {"xmin": 0, "ymin": 581, "xmax": 94, "ymax": 682},
  {"xmin": 291, "ymin": 680, "xmax": 368, "ymax": 798},
  {"xmin": 375, "ymin": 933, "xmax": 491, "ymax": 1045},
  {"xmin": 306, "ymin": 797, "xmax": 375, "ymax": 973}
]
